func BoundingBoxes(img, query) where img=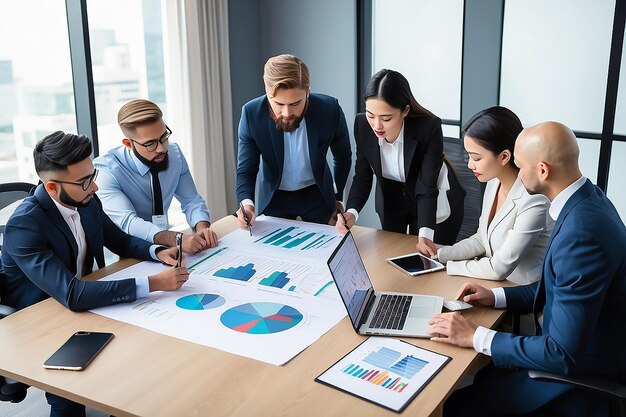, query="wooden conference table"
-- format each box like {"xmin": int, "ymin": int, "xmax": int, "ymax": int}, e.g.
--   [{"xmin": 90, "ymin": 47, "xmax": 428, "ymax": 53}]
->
[{"xmin": 0, "ymin": 216, "xmax": 512, "ymax": 417}]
